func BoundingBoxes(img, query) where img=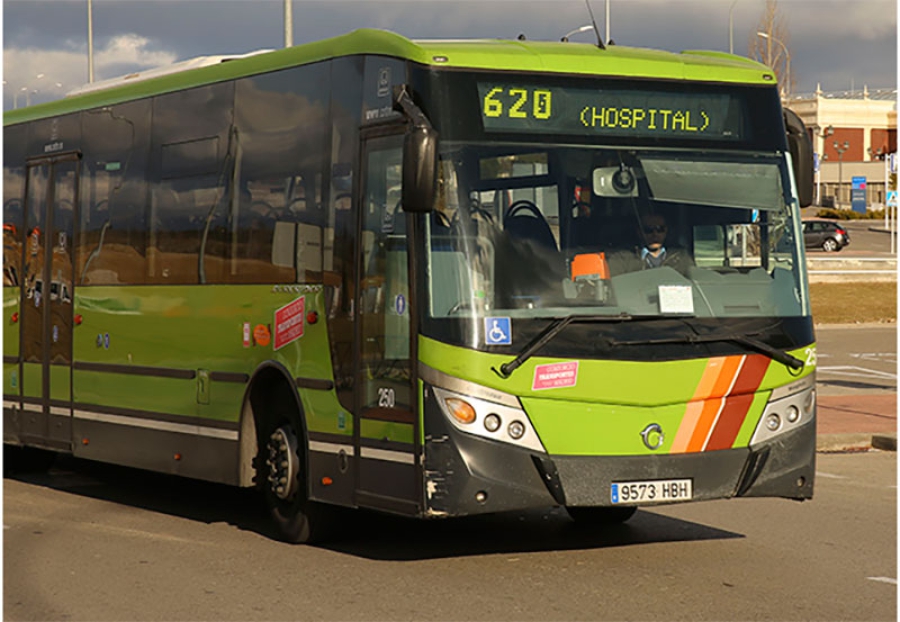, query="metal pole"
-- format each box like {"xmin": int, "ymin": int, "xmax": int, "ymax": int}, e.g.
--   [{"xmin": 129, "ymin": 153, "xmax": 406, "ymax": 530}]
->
[
  {"xmin": 885, "ymin": 155, "xmax": 889, "ymax": 229},
  {"xmin": 605, "ymin": 0, "xmax": 610, "ymax": 44},
  {"xmin": 729, "ymin": 0, "xmax": 739, "ymax": 54},
  {"xmin": 838, "ymin": 154, "xmax": 843, "ymax": 208},
  {"xmin": 892, "ymin": 204, "xmax": 896, "ymax": 255},
  {"xmin": 284, "ymin": 0, "xmax": 293, "ymax": 48},
  {"xmin": 816, "ymin": 163, "xmax": 821, "ymax": 205},
  {"xmin": 88, "ymin": 0, "xmax": 95, "ymax": 83},
  {"xmin": 756, "ymin": 31, "xmax": 790, "ymax": 98}
]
